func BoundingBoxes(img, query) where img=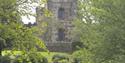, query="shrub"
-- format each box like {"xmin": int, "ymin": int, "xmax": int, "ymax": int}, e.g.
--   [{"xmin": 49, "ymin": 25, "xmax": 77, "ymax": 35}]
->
[
  {"xmin": 52, "ymin": 54, "xmax": 69, "ymax": 63},
  {"xmin": 0, "ymin": 55, "xmax": 11, "ymax": 63}
]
